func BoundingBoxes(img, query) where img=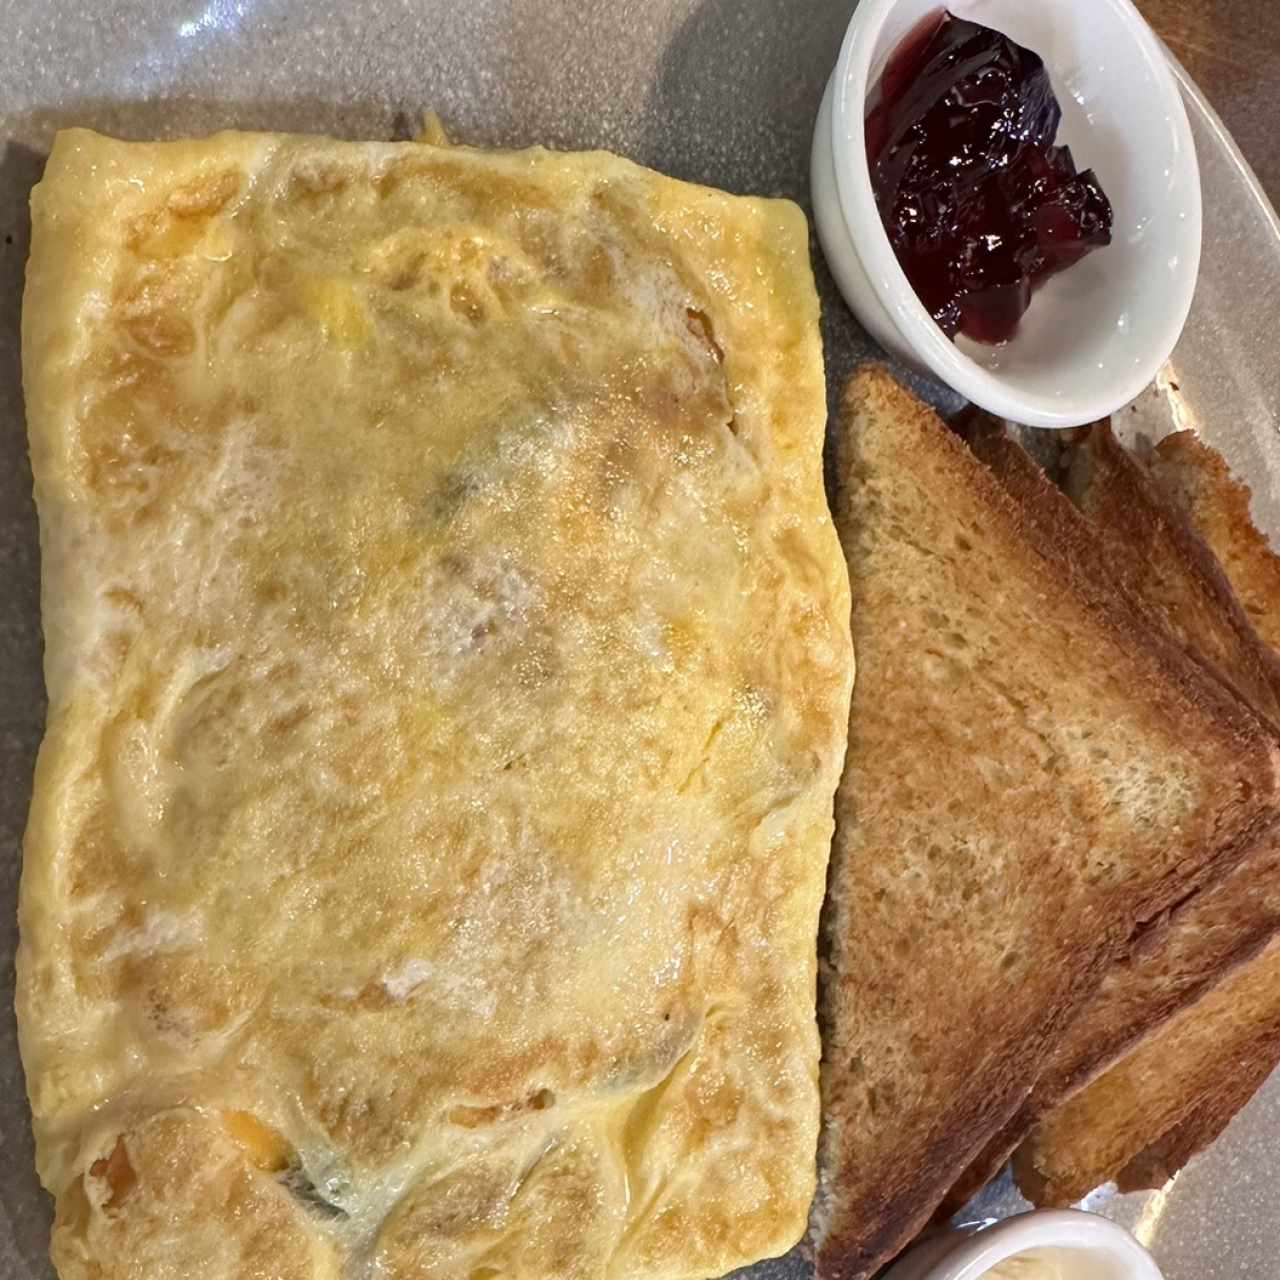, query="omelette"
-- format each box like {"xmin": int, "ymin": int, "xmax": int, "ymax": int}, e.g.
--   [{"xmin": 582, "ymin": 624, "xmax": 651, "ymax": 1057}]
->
[{"xmin": 17, "ymin": 128, "xmax": 852, "ymax": 1280}]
